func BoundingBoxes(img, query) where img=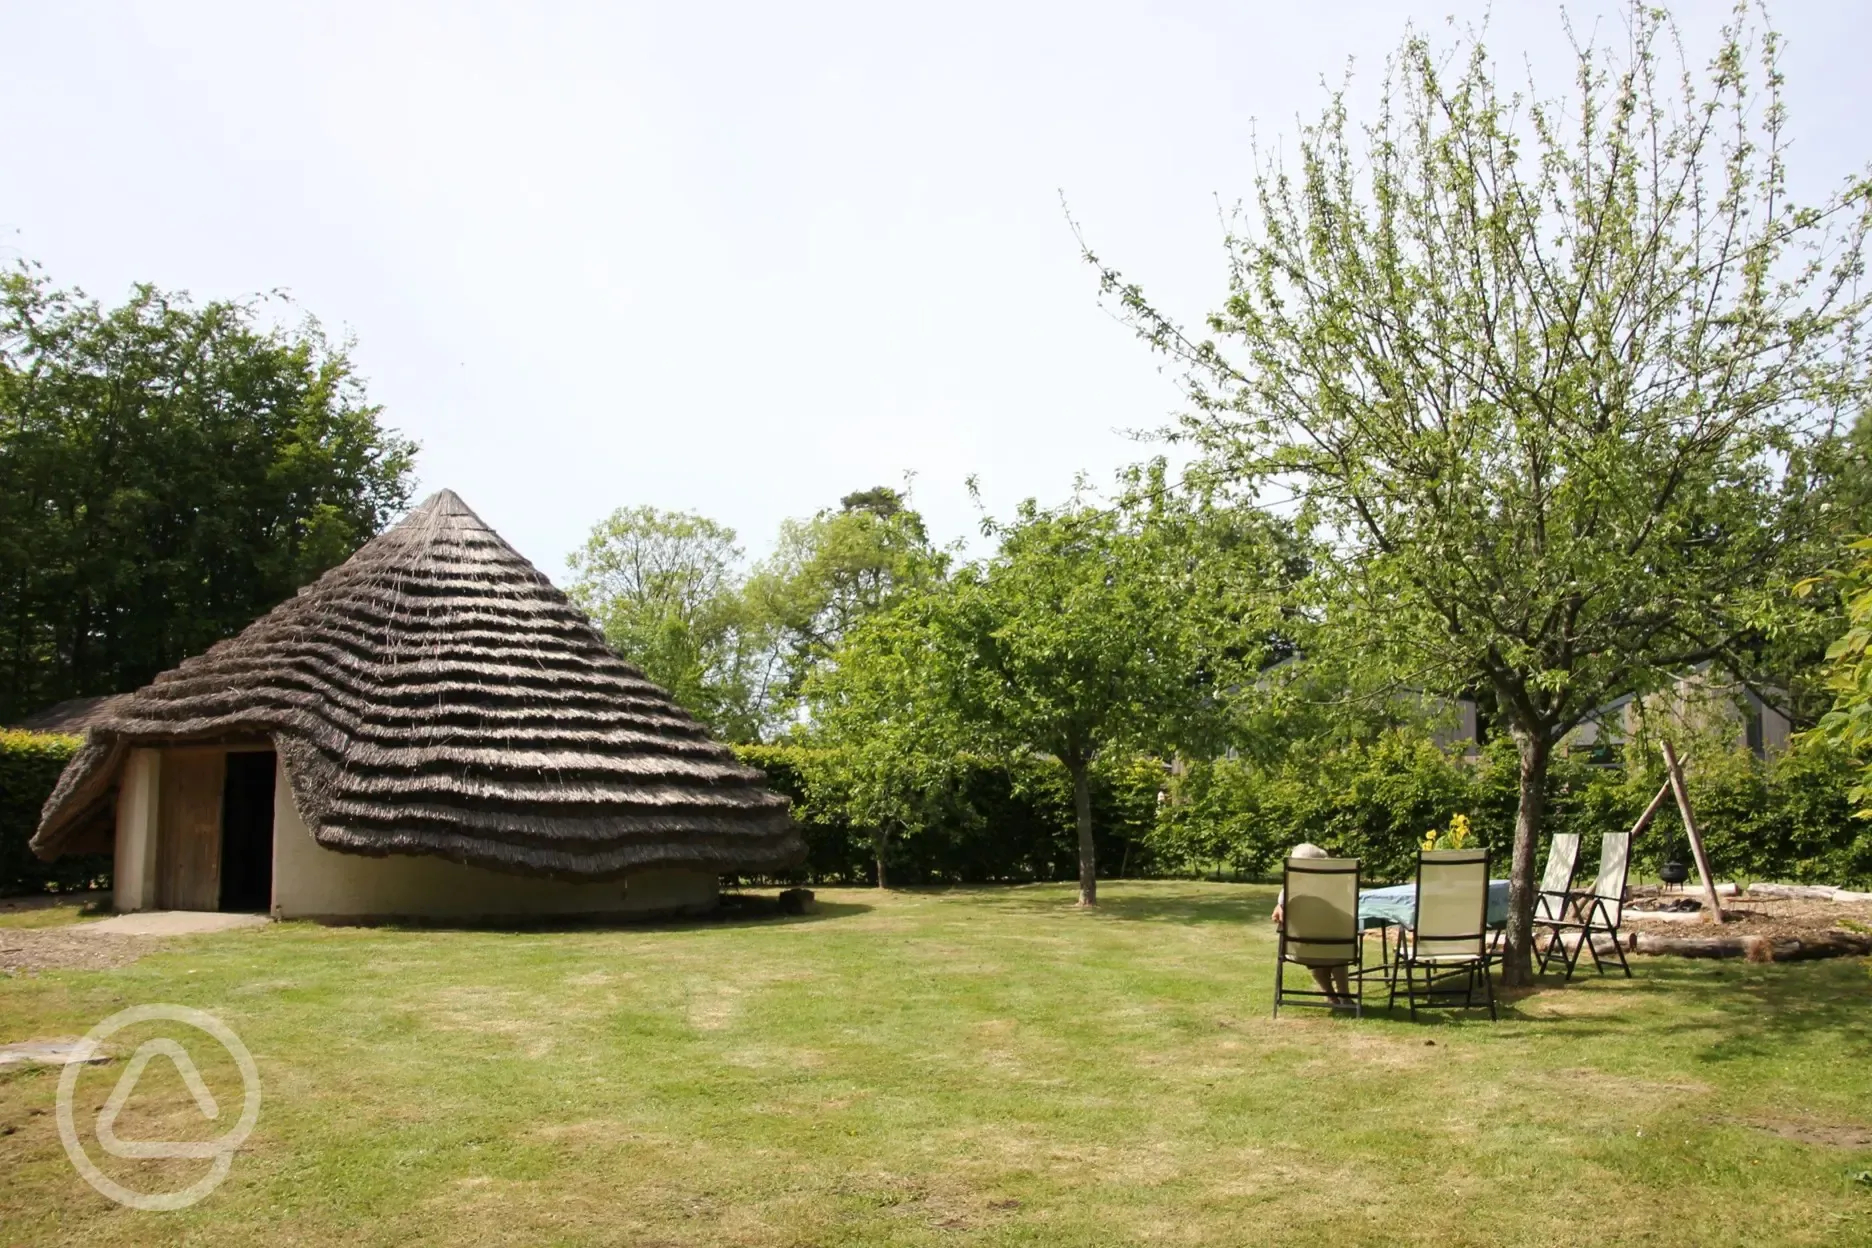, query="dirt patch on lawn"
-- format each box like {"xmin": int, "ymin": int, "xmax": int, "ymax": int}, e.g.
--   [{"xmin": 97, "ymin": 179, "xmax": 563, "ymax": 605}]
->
[
  {"xmin": 0, "ymin": 927, "xmax": 157, "ymax": 975},
  {"xmin": 1734, "ymin": 1116, "xmax": 1872, "ymax": 1149},
  {"xmin": 1626, "ymin": 895, "xmax": 1872, "ymax": 943}
]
